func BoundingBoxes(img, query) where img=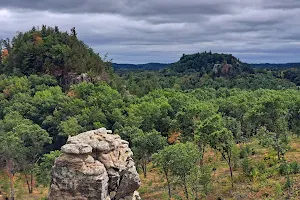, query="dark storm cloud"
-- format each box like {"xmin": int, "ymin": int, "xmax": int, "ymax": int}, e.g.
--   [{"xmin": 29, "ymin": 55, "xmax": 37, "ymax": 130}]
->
[
  {"xmin": 0, "ymin": 0, "xmax": 299, "ymax": 63},
  {"xmin": 0, "ymin": 0, "xmax": 236, "ymax": 15}
]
